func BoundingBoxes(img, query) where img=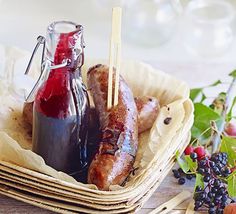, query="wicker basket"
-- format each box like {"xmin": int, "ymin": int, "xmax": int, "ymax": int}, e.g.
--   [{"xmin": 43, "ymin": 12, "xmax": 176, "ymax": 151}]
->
[{"xmin": 0, "ymin": 49, "xmax": 194, "ymax": 213}]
